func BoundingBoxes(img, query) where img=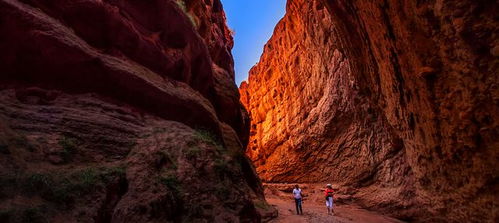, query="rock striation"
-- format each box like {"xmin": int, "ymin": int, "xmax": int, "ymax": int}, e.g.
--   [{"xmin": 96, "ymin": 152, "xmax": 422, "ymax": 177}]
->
[
  {"xmin": 240, "ymin": 0, "xmax": 498, "ymax": 221},
  {"xmin": 0, "ymin": 0, "xmax": 272, "ymax": 222}
]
